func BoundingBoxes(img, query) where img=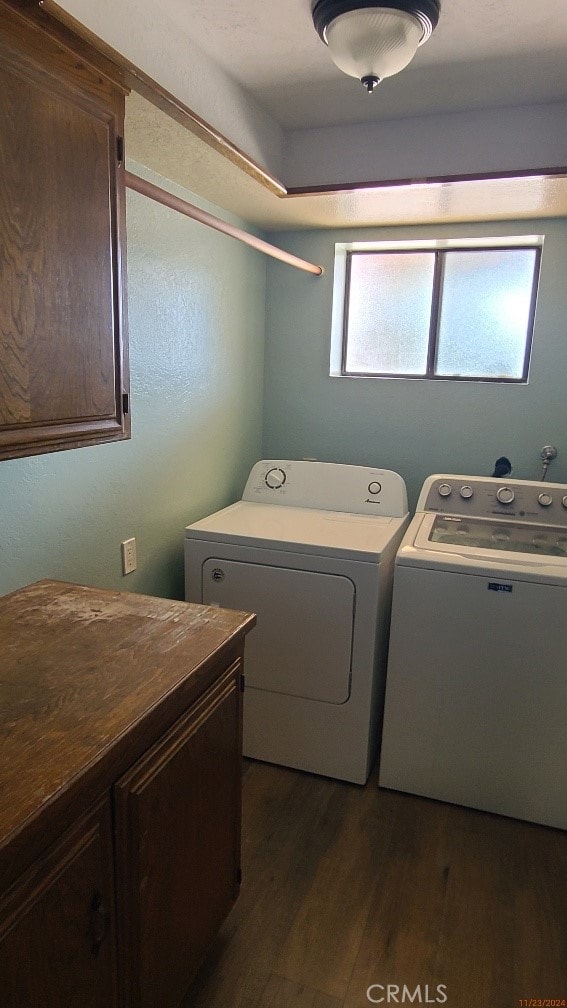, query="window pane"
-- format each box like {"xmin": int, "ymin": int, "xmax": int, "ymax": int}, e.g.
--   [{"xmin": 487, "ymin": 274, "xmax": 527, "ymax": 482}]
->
[
  {"xmin": 436, "ymin": 249, "xmax": 537, "ymax": 378},
  {"xmin": 344, "ymin": 252, "xmax": 434, "ymax": 374}
]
